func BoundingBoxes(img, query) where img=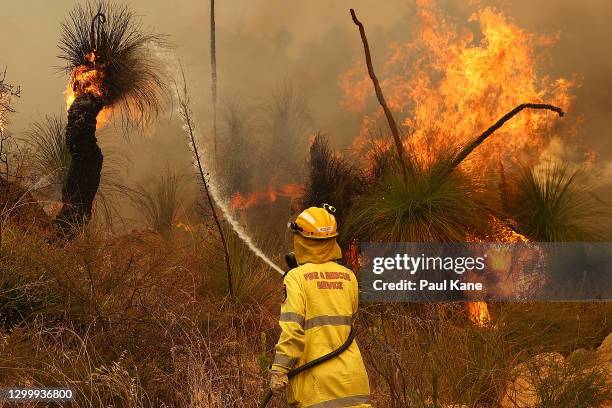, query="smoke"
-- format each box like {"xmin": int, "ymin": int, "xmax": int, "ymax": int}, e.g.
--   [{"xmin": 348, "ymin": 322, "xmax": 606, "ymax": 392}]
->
[
  {"xmin": 178, "ymin": 115, "xmax": 285, "ymax": 275},
  {"xmin": 2, "ymin": 0, "xmax": 611, "ymax": 224},
  {"xmin": 162, "ymin": 51, "xmax": 286, "ymax": 275}
]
